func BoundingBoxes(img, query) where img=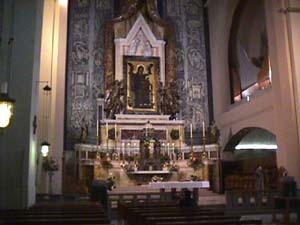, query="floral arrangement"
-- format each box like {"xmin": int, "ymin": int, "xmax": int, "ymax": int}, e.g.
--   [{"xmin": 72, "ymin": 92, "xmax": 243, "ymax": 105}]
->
[
  {"xmin": 190, "ymin": 174, "xmax": 200, "ymax": 181},
  {"xmin": 151, "ymin": 175, "xmax": 164, "ymax": 182},
  {"xmin": 170, "ymin": 129, "xmax": 180, "ymax": 140},
  {"xmin": 101, "ymin": 159, "xmax": 113, "ymax": 170},
  {"xmin": 169, "ymin": 164, "xmax": 179, "ymax": 172},
  {"xmin": 106, "ymin": 175, "xmax": 116, "ymax": 190},
  {"xmin": 188, "ymin": 156, "xmax": 204, "ymax": 171},
  {"xmin": 42, "ymin": 157, "xmax": 59, "ymax": 172}
]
